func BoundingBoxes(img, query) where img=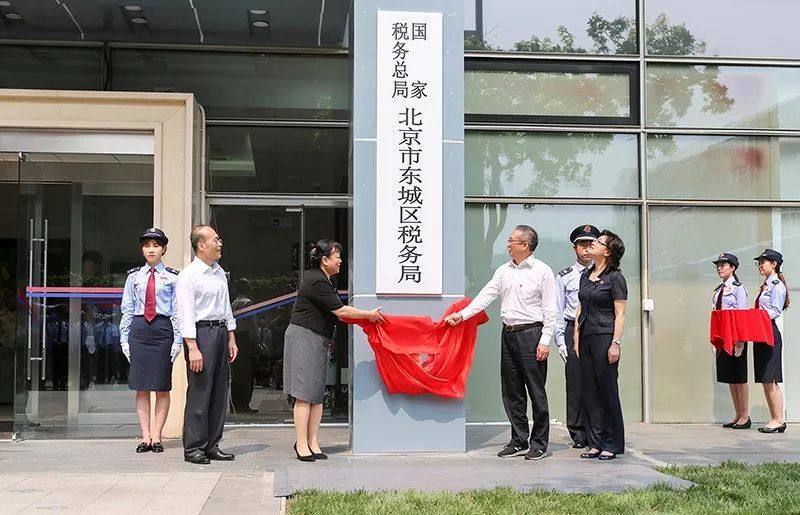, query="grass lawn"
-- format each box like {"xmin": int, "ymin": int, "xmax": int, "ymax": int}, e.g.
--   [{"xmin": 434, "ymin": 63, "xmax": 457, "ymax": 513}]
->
[{"xmin": 287, "ymin": 461, "xmax": 800, "ymax": 514}]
